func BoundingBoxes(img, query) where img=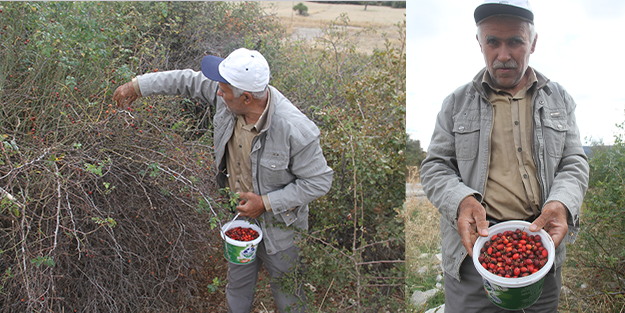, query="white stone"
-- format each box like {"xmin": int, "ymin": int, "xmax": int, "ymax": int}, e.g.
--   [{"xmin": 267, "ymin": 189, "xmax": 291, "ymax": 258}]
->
[
  {"xmin": 435, "ymin": 253, "xmax": 443, "ymax": 262},
  {"xmin": 561, "ymin": 286, "xmax": 572, "ymax": 295},
  {"xmin": 411, "ymin": 289, "xmax": 439, "ymax": 307},
  {"xmin": 418, "ymin": 266, "xmax": 428, "ymax": 274},
  {"xmin": 425, "ymin": 304, "xmax": 445, "ymax": 313},
  {"xmin": 304, "ymin": 283, "xmax": 316, "ymax": 292},
  {"xmin": 419, "ymin": 253, "xmax": 429, "ymax": 259},
  {"xmin": 436, "ymin": 274, "xmax": 443, "ymax": 282},
  {"xmin": 436, "ymin": 282, "xmax": 443, "ymax": 289},
  {"xmin": 581, "ymin": 284, "xmax": 587, "ymax": 289}
]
